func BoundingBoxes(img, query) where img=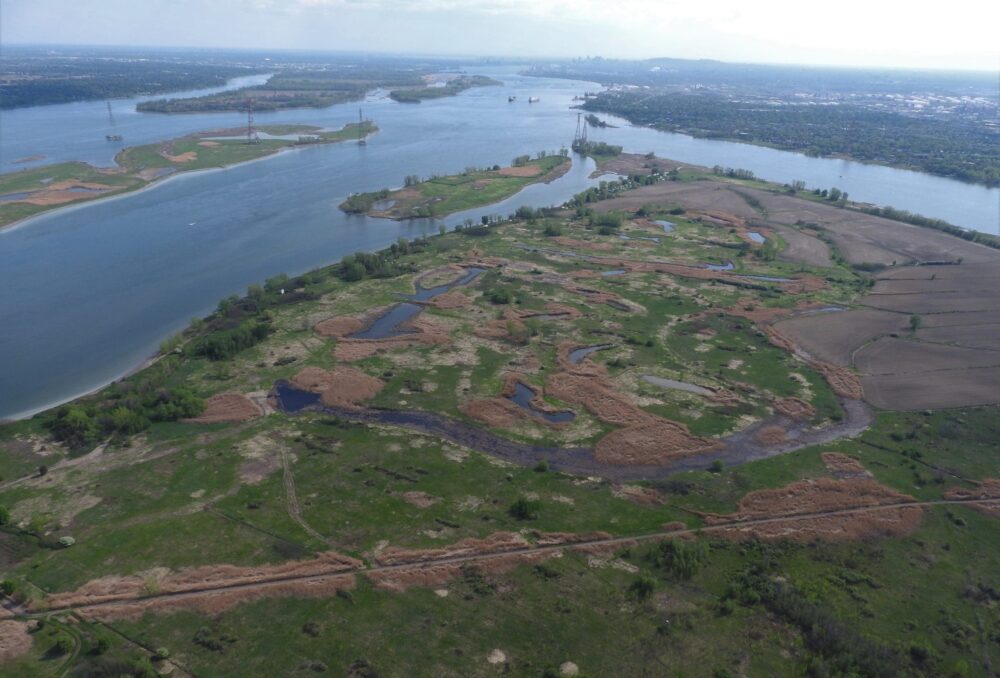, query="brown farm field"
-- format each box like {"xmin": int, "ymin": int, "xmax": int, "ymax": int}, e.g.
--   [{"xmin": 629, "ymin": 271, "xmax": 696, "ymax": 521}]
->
[{"xmin": 596, "ymin": 168, "xmax": 1000, "ymax": 411}]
